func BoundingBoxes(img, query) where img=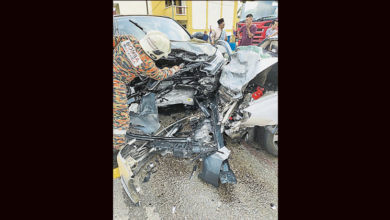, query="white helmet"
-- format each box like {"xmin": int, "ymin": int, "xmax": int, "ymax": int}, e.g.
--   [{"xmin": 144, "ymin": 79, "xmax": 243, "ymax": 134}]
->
[{"xmin": 139, "ymin": 31, "xmax": 171, "ymax": 60}]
